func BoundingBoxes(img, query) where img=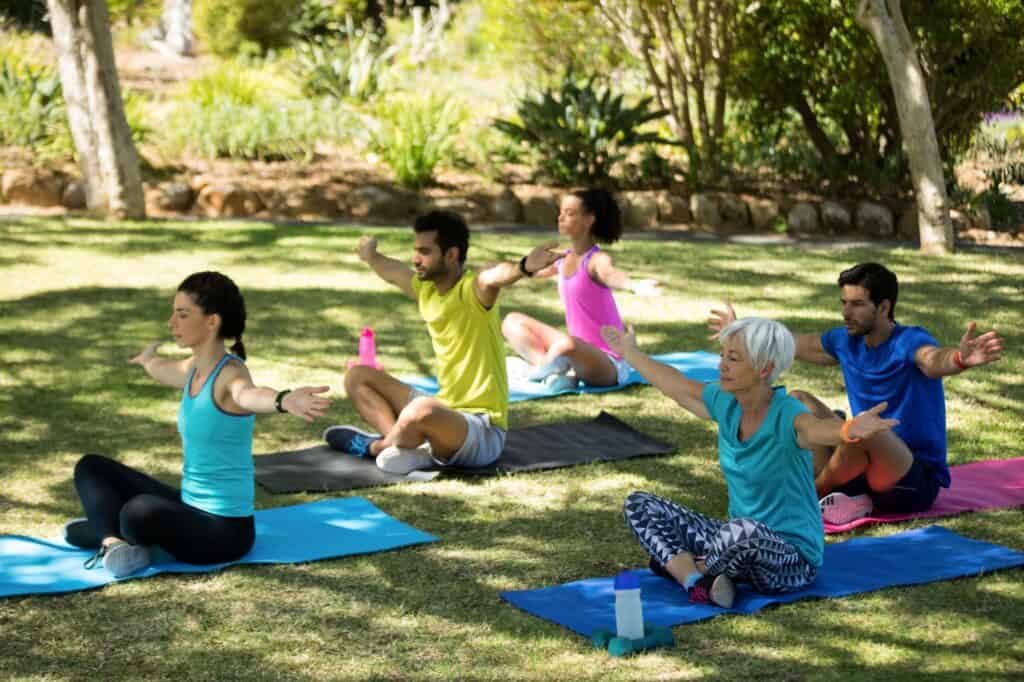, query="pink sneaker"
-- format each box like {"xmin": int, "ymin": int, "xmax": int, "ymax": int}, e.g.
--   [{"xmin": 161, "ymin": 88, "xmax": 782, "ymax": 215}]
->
[
  {"xmin": 687, "ymin": 574, "xmax": 735, "ymax": 608},
  {"xmin": 820, "ymin": 492, "xmax": 873, "ymax": 525}
]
